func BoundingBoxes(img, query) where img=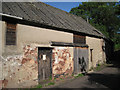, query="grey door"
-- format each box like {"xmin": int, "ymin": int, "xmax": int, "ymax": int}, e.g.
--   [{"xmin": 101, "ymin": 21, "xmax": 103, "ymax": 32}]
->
[
  {"xmin": 38, "ymin": 47, "xmax": 52, "ymax": 82},
  {"xmin": 74, "ymin": 47, "xmax": 89, "ymax": 74}
]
